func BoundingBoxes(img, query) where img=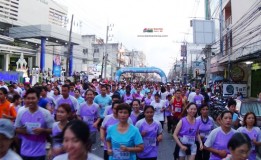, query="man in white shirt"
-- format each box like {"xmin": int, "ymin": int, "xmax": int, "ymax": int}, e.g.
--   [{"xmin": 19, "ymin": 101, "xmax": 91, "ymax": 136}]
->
[{"xmin": 187, "ymin": 87, "xmax": 196, "ymax": 103}]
